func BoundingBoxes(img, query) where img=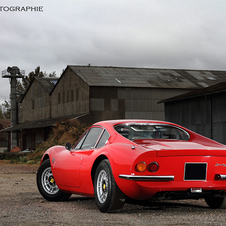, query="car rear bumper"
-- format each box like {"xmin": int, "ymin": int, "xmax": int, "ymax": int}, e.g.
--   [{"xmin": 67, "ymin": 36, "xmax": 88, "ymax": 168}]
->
[
  {"xmin": 119, "ymin": 174, "xmax": 174, "ymax": 181},
  {"xmin": 117, "ymin": 174, "xmax": 226, "ymax": 200}
]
